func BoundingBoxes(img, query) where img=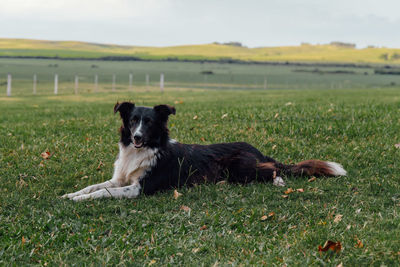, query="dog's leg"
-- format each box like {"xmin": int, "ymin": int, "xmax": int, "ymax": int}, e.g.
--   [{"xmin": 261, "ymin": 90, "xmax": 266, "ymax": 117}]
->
[
  {"xmin": 71, "ymin": 184, "xmax": 141, "ymax": 201},
  {"xmin": 61, "ymin": 180, "xmax": 119, "ymax": 199}
]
